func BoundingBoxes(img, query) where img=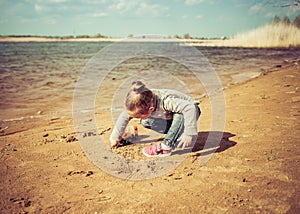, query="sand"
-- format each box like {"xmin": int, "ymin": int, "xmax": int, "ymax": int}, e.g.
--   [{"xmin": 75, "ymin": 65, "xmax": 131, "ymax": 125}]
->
[{"xmin": 0, "ymin": 63, "xmax": 299, "ymax": 213}]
